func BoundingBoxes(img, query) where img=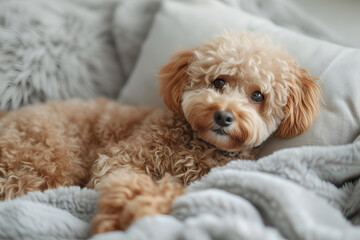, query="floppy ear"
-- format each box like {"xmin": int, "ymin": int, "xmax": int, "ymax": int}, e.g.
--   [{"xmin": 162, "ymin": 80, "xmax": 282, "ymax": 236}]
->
[
  {"xmin": 275, "ymin": 68, "xmax": 321, "ymax": 138},
  {"xmin": 158, "ymin": 49, "xmax": 193, "ymax": 114}
]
